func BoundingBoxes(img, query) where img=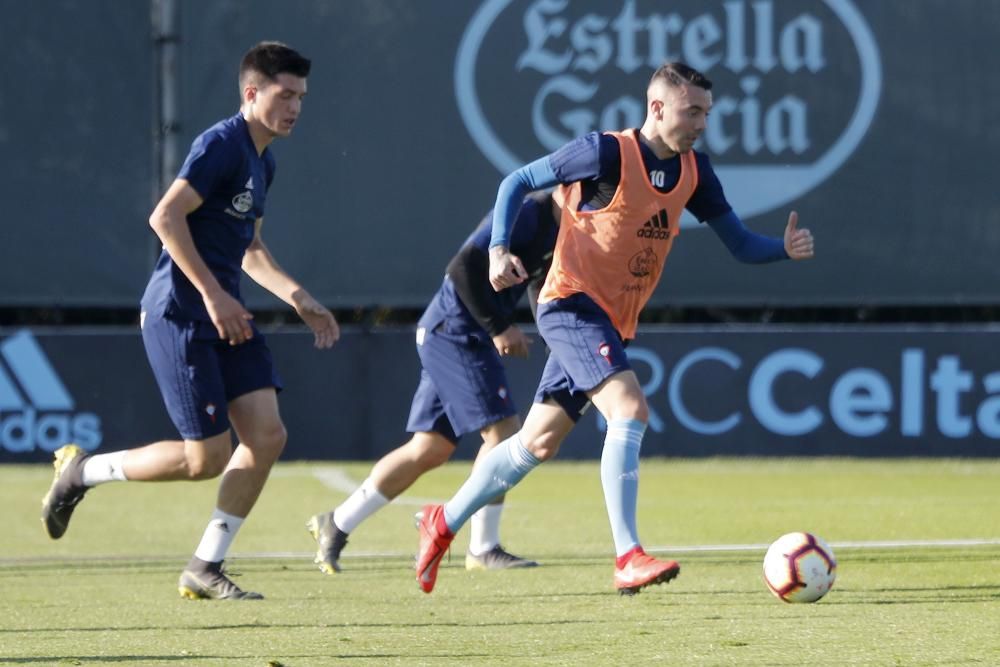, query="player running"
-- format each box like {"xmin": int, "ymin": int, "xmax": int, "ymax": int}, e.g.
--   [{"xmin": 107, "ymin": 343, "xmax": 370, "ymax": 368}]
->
[
  {"xmin": 41, "ymin": 42, "xmax": 339, "ymax": 600},
  {"xmin": 416, "ymin": 62, "xmax": 815, "ymax": 595},
  {"xmin": 306, "ymin": 192, "xmax": 558, "ymax": 574}
]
